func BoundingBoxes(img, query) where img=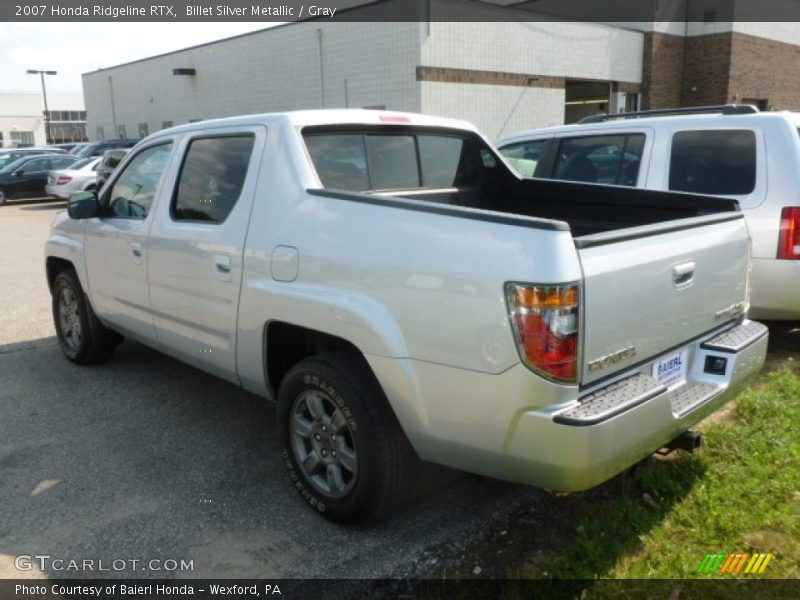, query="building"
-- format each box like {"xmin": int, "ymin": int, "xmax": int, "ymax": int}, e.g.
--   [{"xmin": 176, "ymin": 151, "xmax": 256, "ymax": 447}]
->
[
  {"xmin": 81, "ymin": 3, "xmax": 800, "ymax": 142},
  {"xmin": 0, "ymin": 92, "xmax": 86, "ymax": 147}
]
